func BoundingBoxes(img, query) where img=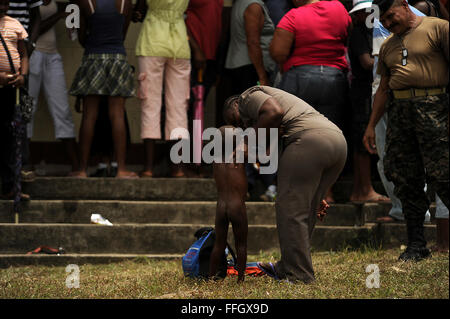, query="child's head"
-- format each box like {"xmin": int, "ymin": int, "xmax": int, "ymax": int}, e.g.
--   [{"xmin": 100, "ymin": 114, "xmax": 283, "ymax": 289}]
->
[{"xmin": 0, "ymin": 0, "xmax": 9, "ymax": 18}]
